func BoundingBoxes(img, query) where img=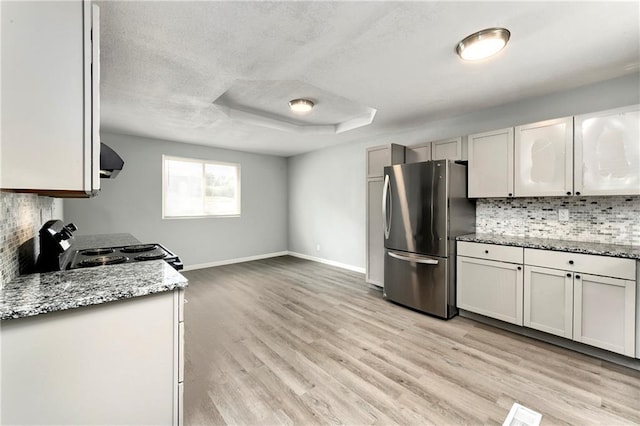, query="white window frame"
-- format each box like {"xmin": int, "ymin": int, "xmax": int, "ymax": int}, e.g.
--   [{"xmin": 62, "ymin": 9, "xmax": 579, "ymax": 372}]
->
[{"xmin": 162, "ymin": 155, "xmax": 241, "ymax": 219}]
